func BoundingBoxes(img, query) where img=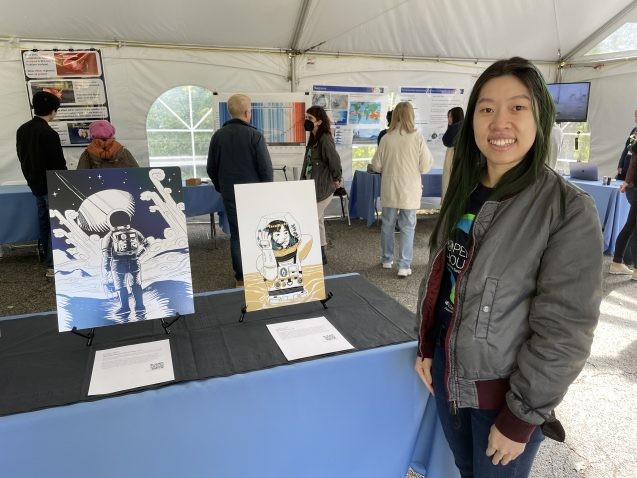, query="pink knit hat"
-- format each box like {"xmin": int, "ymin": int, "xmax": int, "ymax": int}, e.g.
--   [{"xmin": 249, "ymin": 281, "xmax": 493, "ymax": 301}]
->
[{"xmin": 89, "ymin": 120, "xmax": 116, "ymax": 140}]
